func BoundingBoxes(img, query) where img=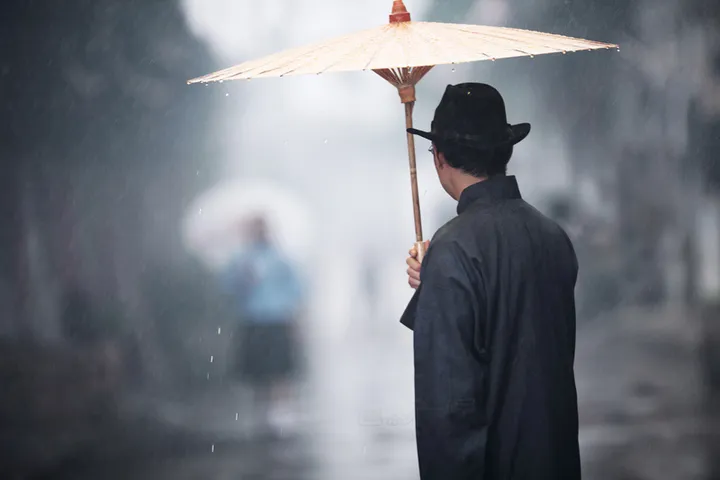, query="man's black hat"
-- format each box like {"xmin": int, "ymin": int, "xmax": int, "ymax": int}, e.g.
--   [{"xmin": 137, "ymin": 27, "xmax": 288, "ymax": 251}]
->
[{"xmin": 407, "ymin": 83, "xmax": 530, "ymax": 150}]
